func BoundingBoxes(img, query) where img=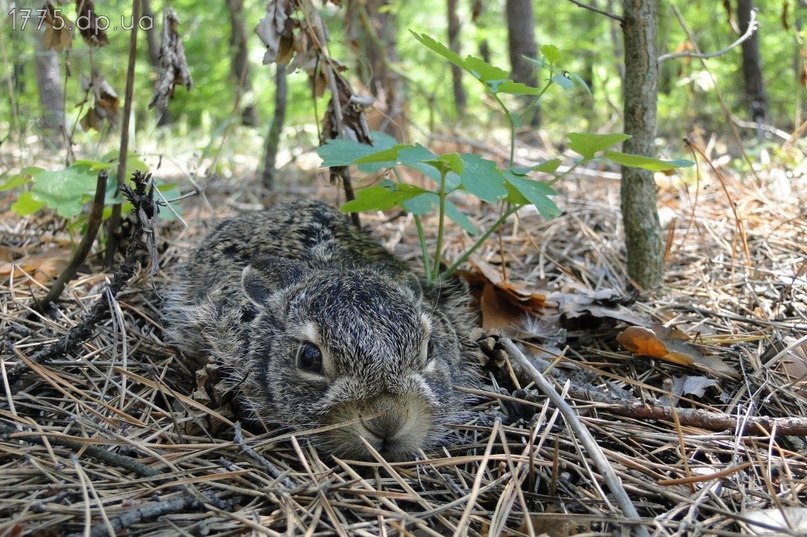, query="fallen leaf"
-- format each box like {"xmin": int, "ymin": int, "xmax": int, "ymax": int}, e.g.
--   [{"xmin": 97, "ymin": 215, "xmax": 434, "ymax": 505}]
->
[
  {"xmin": 672, "ymin": 375, "xmax": 722, "ymax": 399},
  {"xmin": 551, "ymin": 291, "xmax": 651, "ymax": 327},
  {"xmin": 479, "ymin": 281, "xmax": 525, "ymax": 331},
  {"xmin": 743, "ymin": 506, "xmax": 807, "ymax": 535},
  {"xmin": 617, "ymin": 325, "xmax": 738, "ymax": 378},
  {"xmin": 0, "ymin": 249, "xmax": 71, "ymax": 286}
]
